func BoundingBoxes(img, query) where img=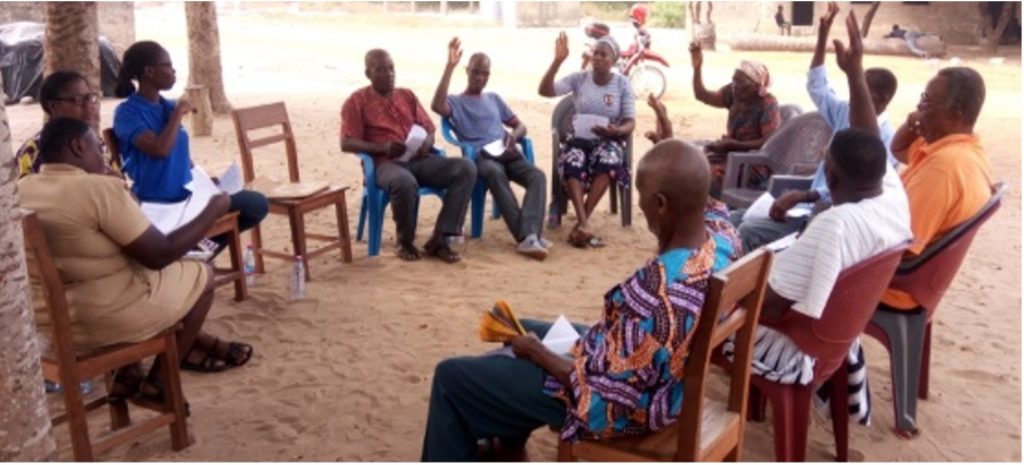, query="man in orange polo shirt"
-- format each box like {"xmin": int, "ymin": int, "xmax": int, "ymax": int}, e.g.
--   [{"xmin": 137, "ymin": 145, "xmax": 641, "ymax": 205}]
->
[{"xmin": 882, "ymin": 67, "xmax": 993, "ymax": 310}]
